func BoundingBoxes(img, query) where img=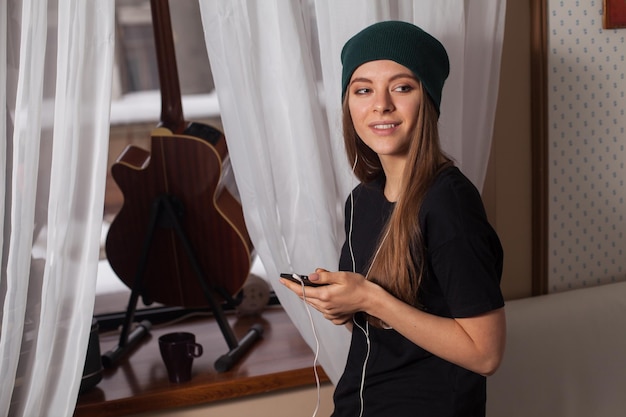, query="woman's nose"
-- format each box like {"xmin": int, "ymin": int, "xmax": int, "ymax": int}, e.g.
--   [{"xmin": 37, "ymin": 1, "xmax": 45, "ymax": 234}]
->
[{"xmin": 373, "ymin": 91, "xmax": 394, "ymax": 113}]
